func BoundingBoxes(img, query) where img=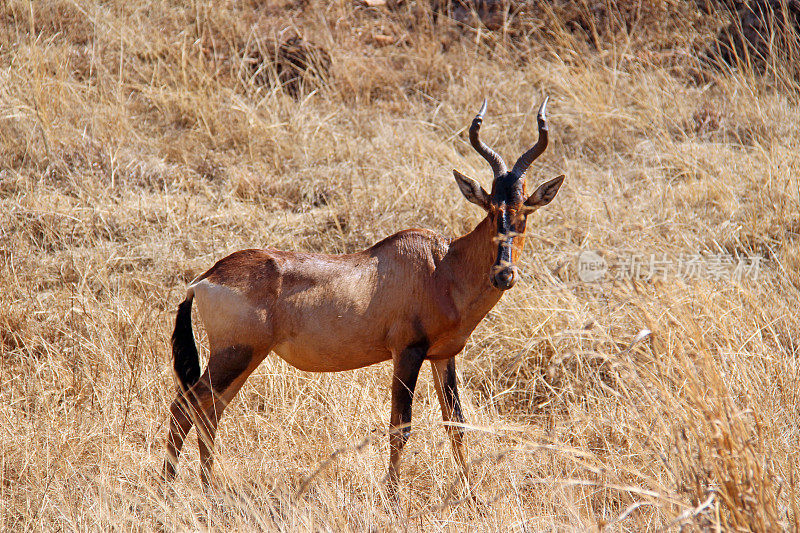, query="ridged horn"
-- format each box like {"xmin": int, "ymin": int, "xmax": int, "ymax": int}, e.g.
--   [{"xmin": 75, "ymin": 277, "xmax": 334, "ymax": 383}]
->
[
  {"xmin": 511, "ymin": 97, "xmax": 549, "ymax": 178},
  {"xmin": 469, "ymin": 99, "xmax": 507, "ymax": 178}
]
